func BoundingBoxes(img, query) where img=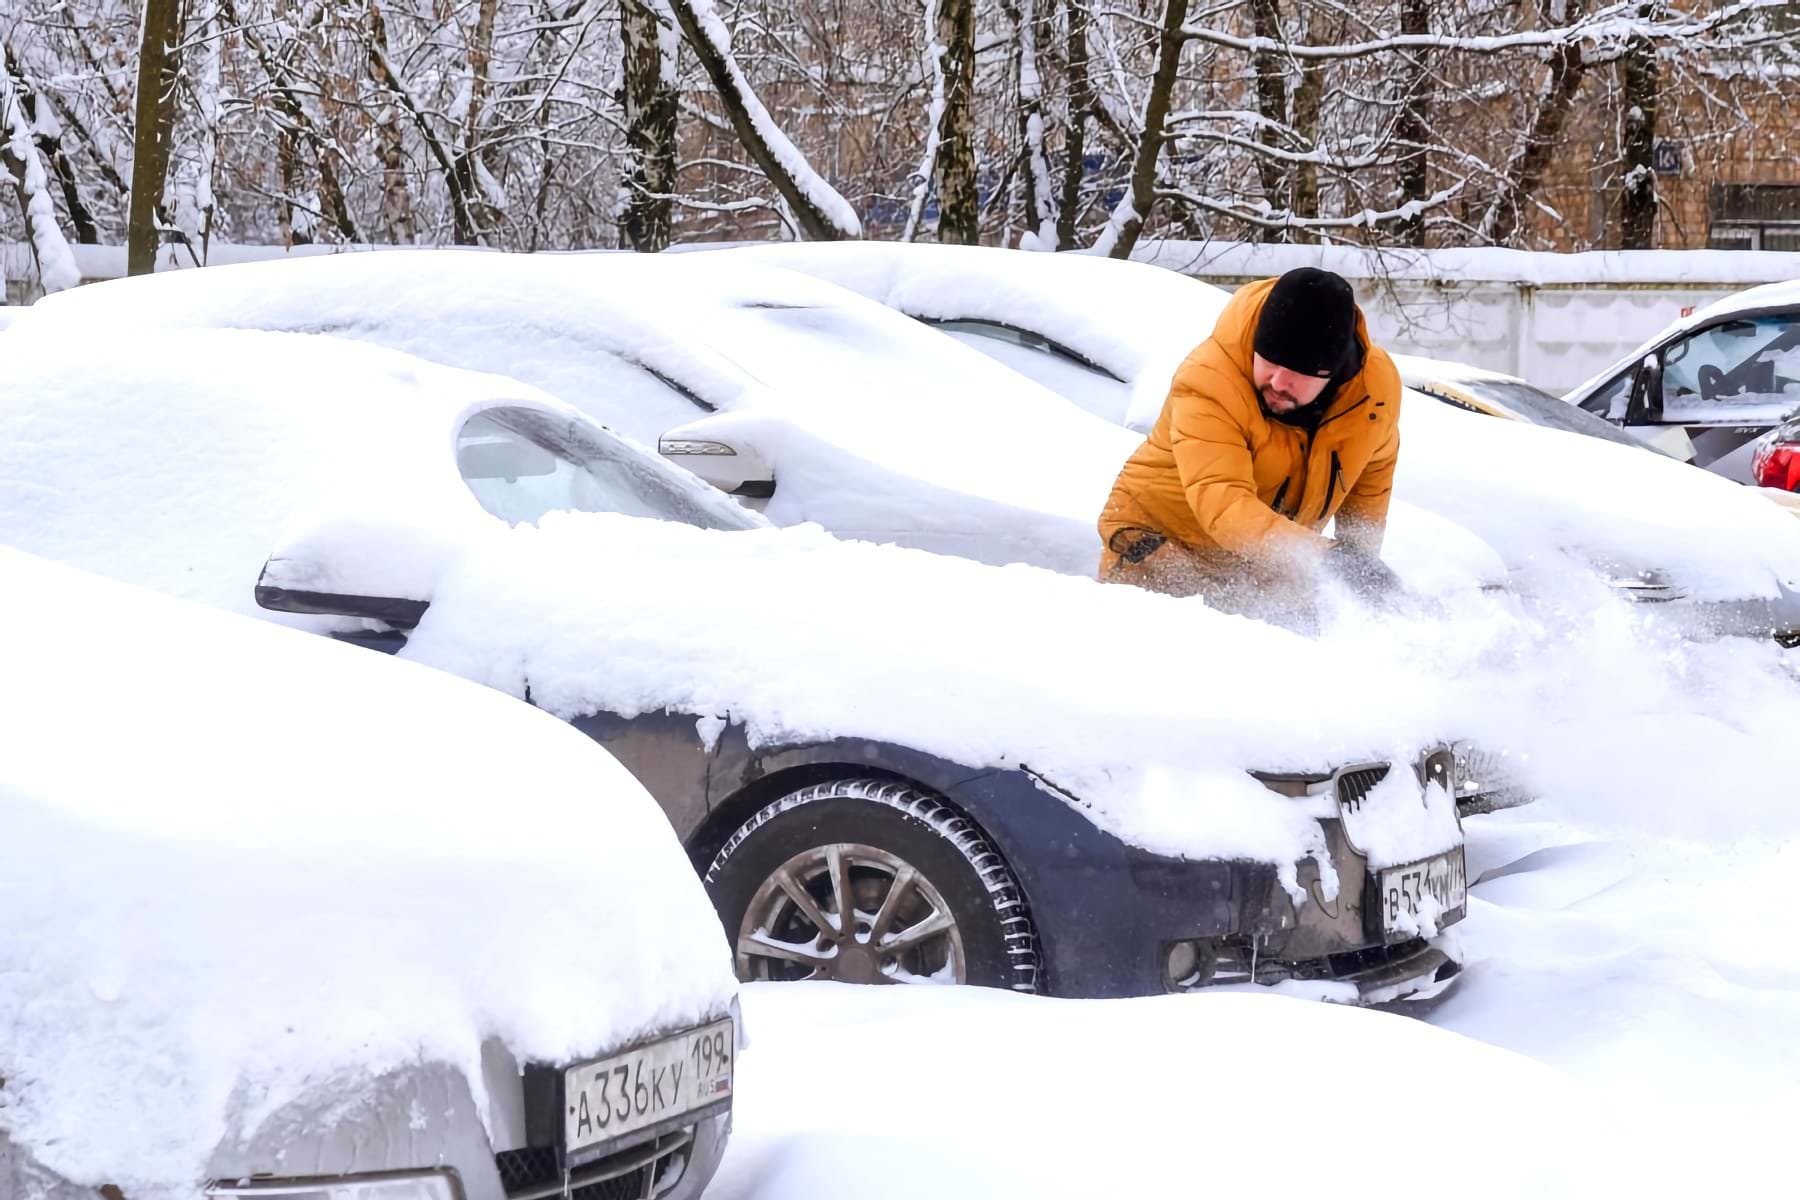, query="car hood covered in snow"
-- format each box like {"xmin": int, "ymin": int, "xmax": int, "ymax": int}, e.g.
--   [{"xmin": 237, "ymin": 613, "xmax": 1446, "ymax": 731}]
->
[{"xmin": 0, "ymin": 549, "xmax": 736, "ymax": 1196}]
